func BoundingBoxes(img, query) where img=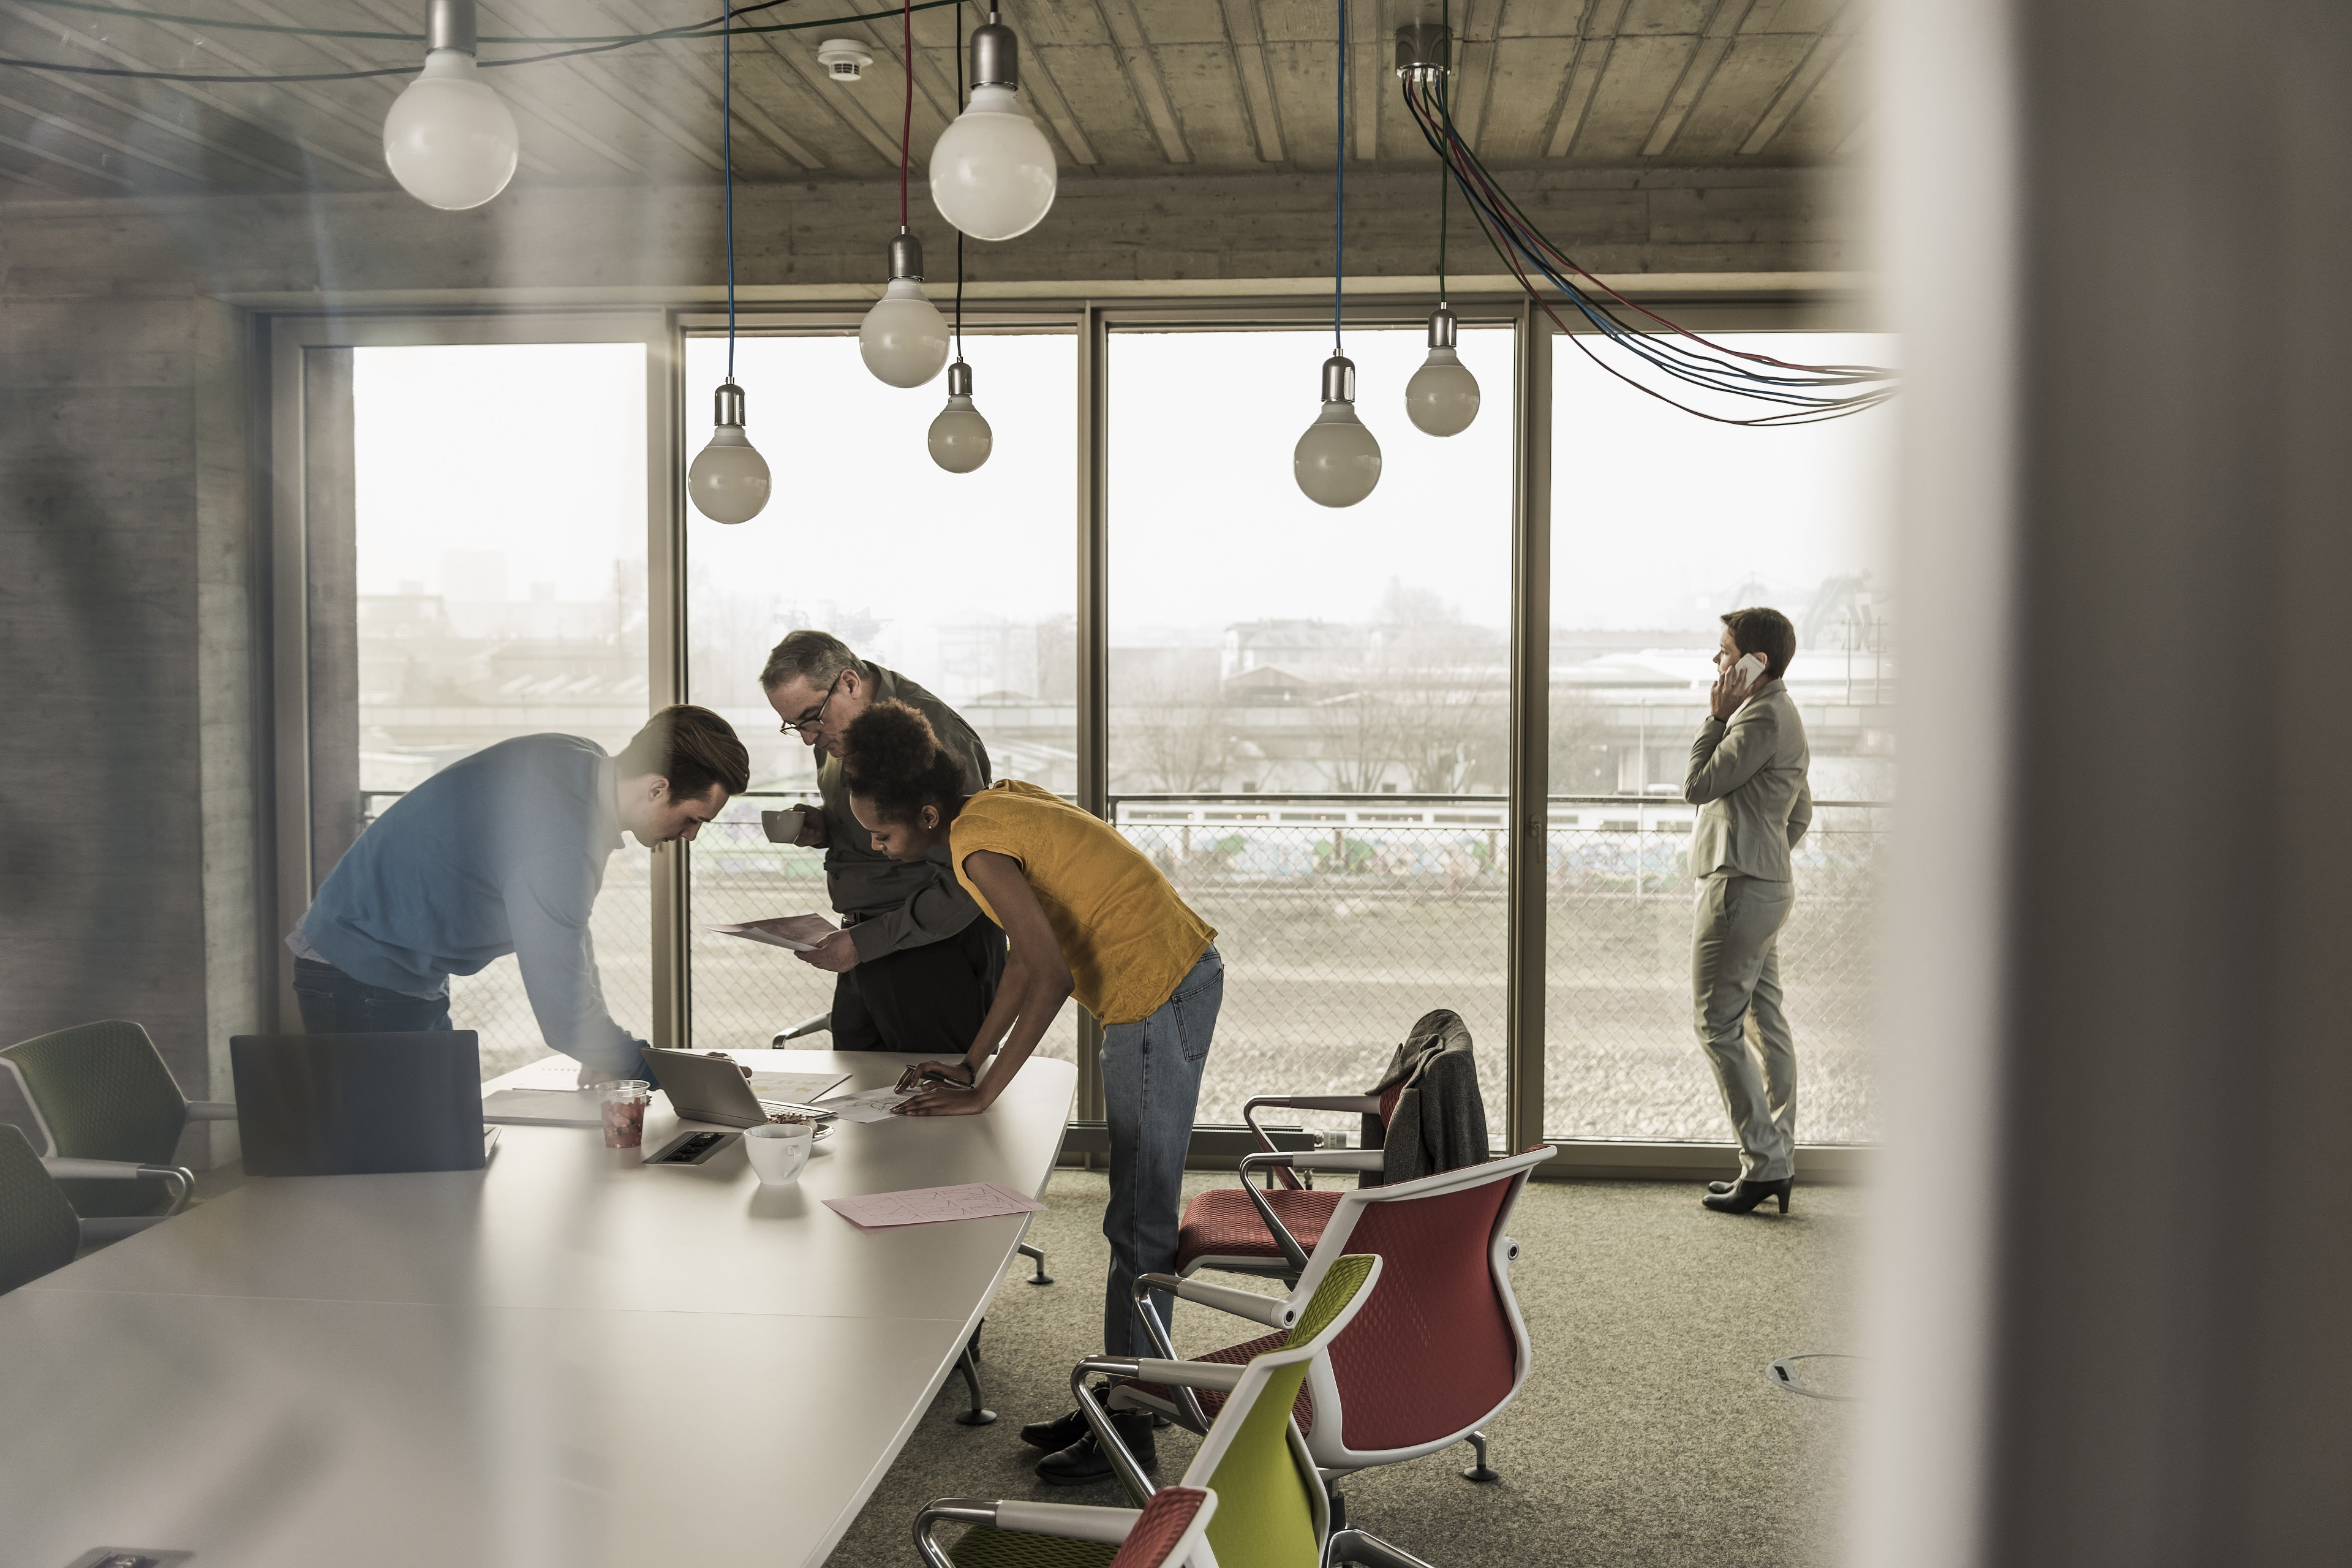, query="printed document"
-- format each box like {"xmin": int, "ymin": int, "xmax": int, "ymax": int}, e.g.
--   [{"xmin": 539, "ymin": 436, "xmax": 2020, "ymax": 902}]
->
[
  {"xmin": 824, "ymin": 1181, "xmax": 1047, "ymax": 1230},
  {"xmin": 812, "ymin": 1085, "xmax": 921, "ymax": 1123},
  {"xmin": 706, "ymin": 914, "xmax": 842, "ymax": 952}
]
